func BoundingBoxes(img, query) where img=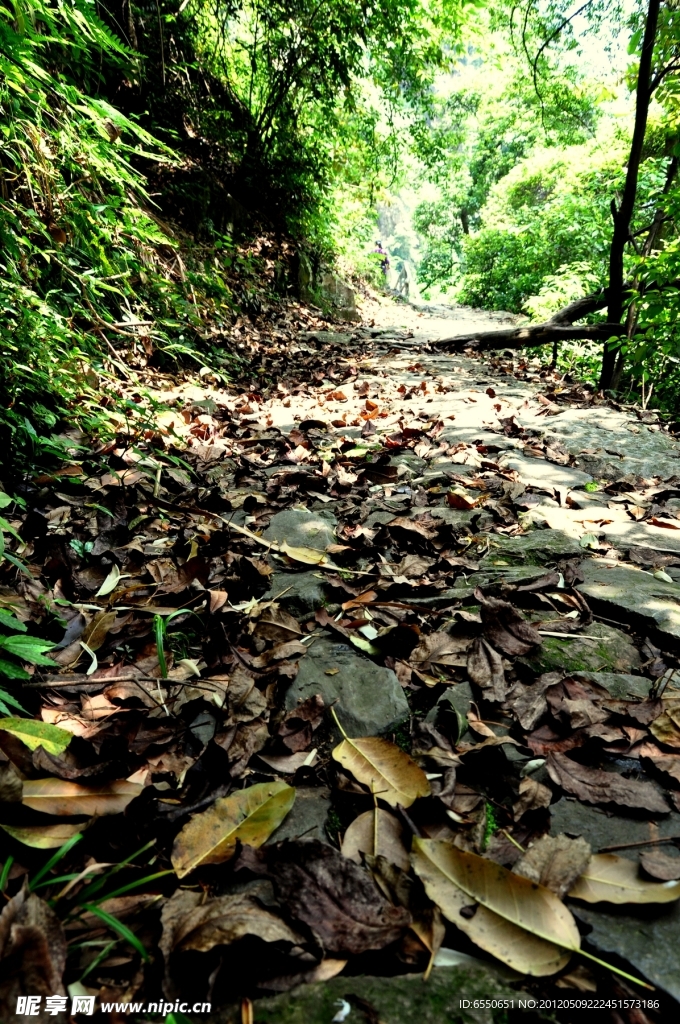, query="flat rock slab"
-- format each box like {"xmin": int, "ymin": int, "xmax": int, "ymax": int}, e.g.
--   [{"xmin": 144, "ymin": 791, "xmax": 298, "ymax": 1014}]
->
[
  {"xmin": 285, "ymin": 634, "xmax": 409, "ymax": 737},
  {"xmin": 574, "ymin": 902, "xmax": 680, "ymax": 1003},
  {"xmin": 497, "ymin": 453, "xmax": 593, "ymax": 490},
  {"xmin": 480, "ymin": 530, "xmax": 583, "ymax": 566},
  {"xmin": 266, "ymin": 570, "xmax": 338, "ymax": 618},
  {"xmin": 550, "ymin": 798, "xmax": 680, "ymax": 851},
  {"xmin": 519, "ymin": 622, "xmax": 641, "ymax": 676},
  {"xmin": 264, "ymin": 509, "xmax": 337, "ymax": 551},
  {"xmin": 572, "ymin": 671, "xmax": 652, "ymax": 699},
  {"xmin": 266, "ymin": 787, "xmax": 330, "ymax": 844},
  {"xmin": 213, "ymin": 966, "xmax": 548, "ymax": 1024},
  {"xmin": 576, "ymin": 560, "xmax": 680, "ymax": 647},
  {"xmin": 529, "ymin": 504, "xmax": 680, "ymax": 554}
]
